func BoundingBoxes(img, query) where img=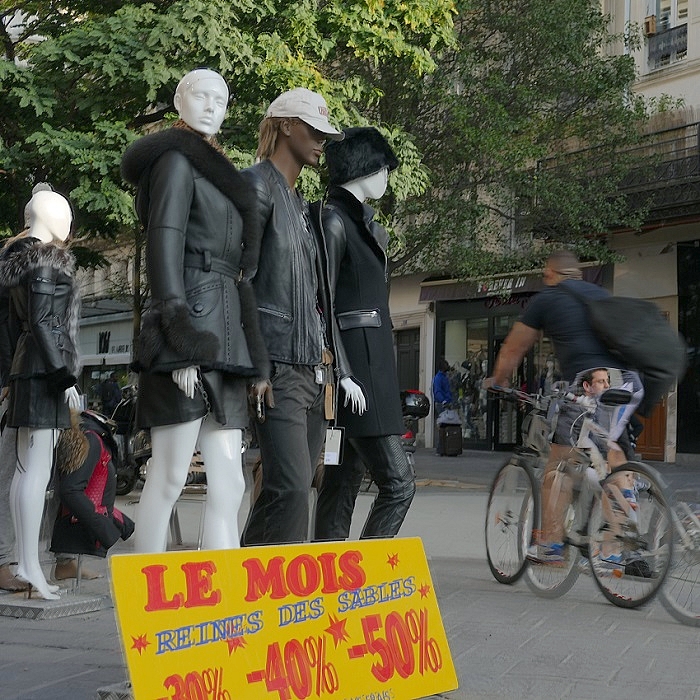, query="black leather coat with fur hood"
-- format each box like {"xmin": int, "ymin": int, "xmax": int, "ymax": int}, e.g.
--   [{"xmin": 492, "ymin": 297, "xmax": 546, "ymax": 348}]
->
[
  {"xmin": 0, "ymin": 237, "xmax": 80, "ymax": 391},
  {"xmin": 121, "ymin": 127, "xmax": 269, "ymax": 380}
]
